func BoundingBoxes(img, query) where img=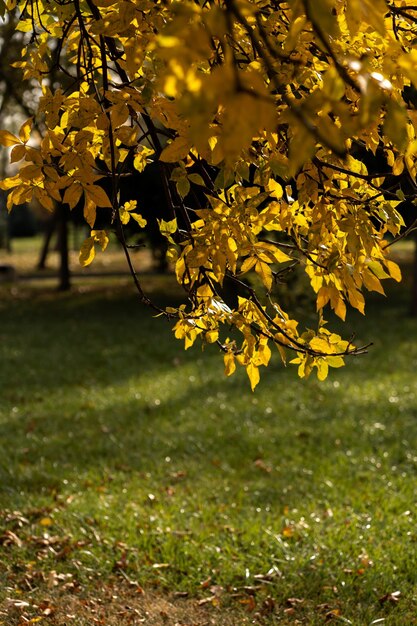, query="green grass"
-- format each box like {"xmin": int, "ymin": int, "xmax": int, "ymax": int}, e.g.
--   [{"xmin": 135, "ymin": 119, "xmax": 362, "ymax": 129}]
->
[{"xmin": 1, "ymin": 272, "xmax": 417, "ymax": 624}]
